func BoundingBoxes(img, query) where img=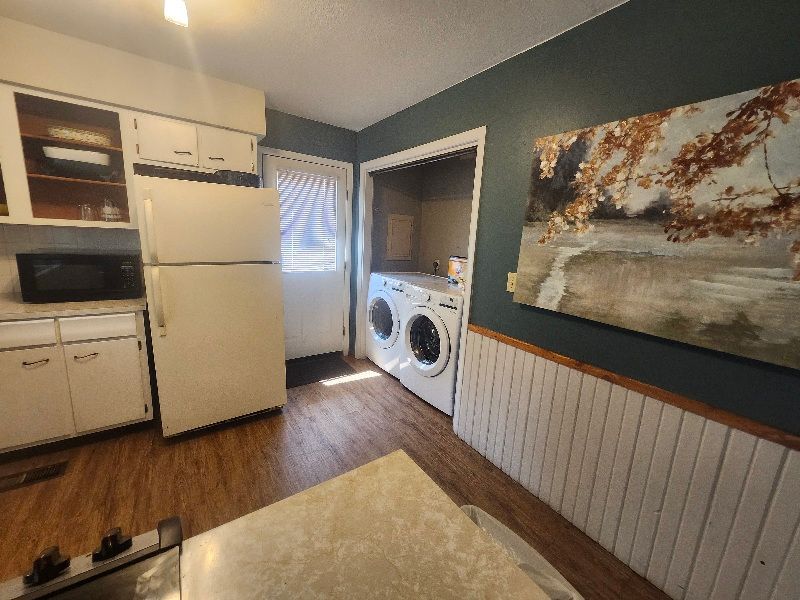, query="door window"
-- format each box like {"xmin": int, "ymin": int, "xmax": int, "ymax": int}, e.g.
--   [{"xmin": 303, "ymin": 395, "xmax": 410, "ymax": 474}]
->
[
  {"xmin": 409, "ymin": 315, "xmax": 441, "ymax": 365},
  {"xmin": 370, "ymin": 297, "xmax": 395, "ymax": 340},
  {"xmin": 277, "ymin": 169, "xmax": 338, "ymax": 272}
]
